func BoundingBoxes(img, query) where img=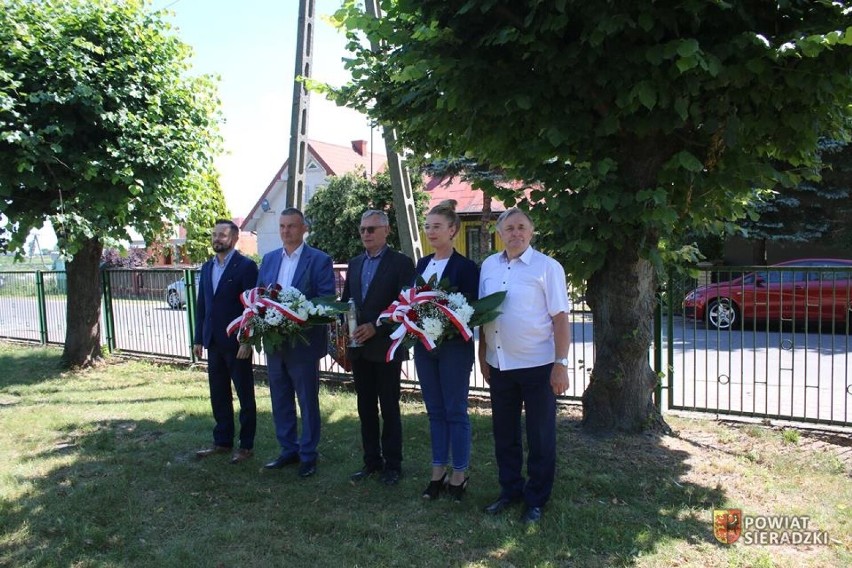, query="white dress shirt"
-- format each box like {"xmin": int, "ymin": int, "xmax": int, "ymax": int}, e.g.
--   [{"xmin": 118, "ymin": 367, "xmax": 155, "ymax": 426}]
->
[
  {"xmin": 420, "ymin": 256, "xmax": 449, "ymax": 283},
  {"xmin": 479, "ymin": 246, "xmax": 571, "ymax": 371},
  {"xmin": 277, "ymin": 242, "xmax": 305, "ymax": 288}
]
